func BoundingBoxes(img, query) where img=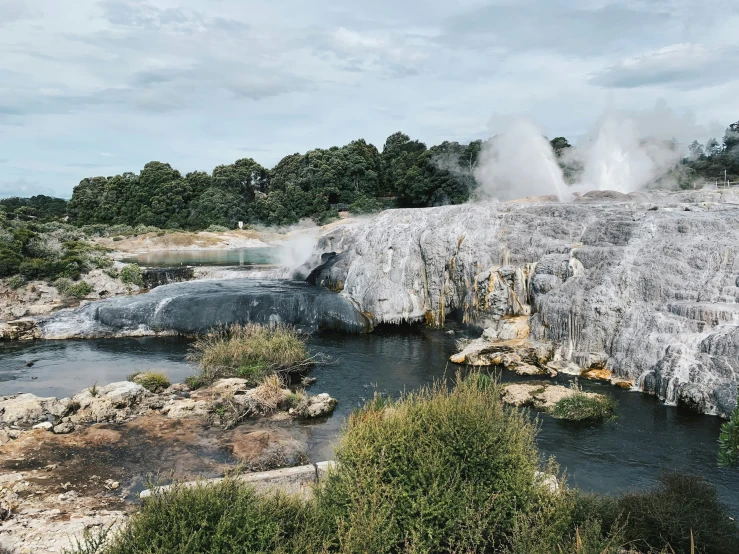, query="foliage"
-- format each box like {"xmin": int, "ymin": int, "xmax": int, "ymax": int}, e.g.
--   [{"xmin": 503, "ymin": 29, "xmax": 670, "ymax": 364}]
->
[
  {"xmin": 119, "ymin": 264, "xmax": 143, "ymax": 287},
  {"xmin": 128, "ymin": 371, "xmax": 171, "ymax": 394},
  {"xmin": 615, "ymin": 472, "xmax": 739, "ymax": 554},
  {"xmin": 314, "ymin": 373, "xmax": 547, "ymax": 552},
  {"xmin": 67, "ymin": 374, "xmax": 739, "ymax": 554},
  {"xmin": 550, "ymin": 387, "xmax": 616, "ymax": 422},
  {"xmin": 204, "ymin": 224, "xmax": 229, "ymax": 233},
  {"xmin": 718, "ymin": 388, "xmax": 739, "ymax": 468},
  {"xmin": 64, "ymin": 280, "xmax": 93, "ymax": 299},
  {"xmin": 101, "ymin": 481, "xmax": 319, "ymax": 554},
  {"xmin": 7, "ymin": 275, "xmax": 24, "ymax": 289},
  {"xmin": 682, "ymin": 121, "xmax": 739, "ymax": 187},
  {"xmin": 0, "ymin": 195, "xmax": 68, "ymax": 221},
  {"xmin": 187, "ymin": 324, "xmax": 310, "ymax": 386}
]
